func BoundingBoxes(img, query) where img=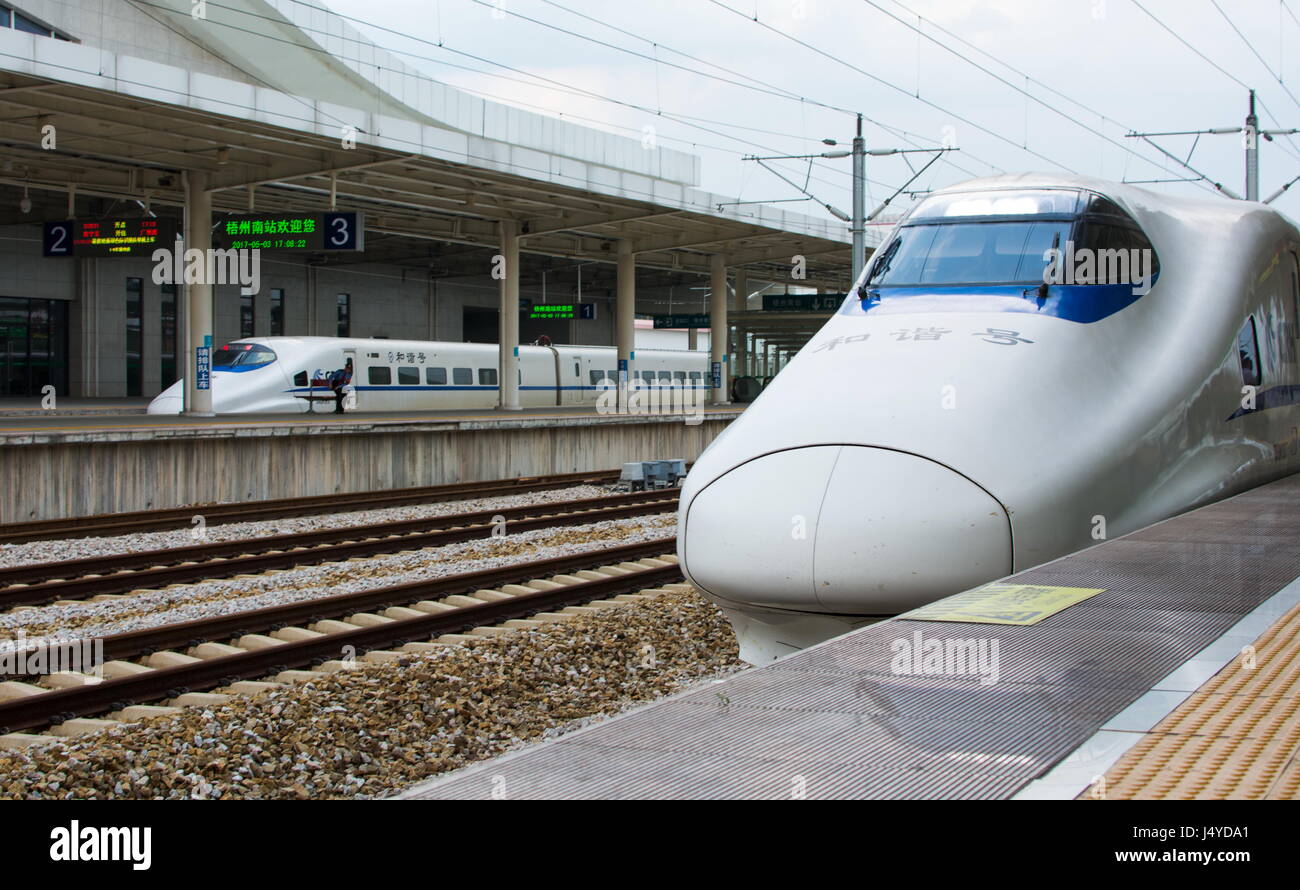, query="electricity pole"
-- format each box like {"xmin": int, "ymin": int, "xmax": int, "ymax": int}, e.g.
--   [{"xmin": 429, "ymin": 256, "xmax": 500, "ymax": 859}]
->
[
  {"xmin": 1246, "ymin": 90, "xmax": 1260, "ymax": 202},
  {"xmin": 852, "ymin": 114, "xmax": 866, "ymax": 283},
  {"xmin": 1127, "ymin": 90, "xmax": 1296, "ymax": 203}
]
